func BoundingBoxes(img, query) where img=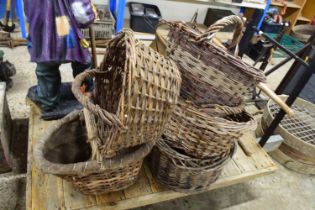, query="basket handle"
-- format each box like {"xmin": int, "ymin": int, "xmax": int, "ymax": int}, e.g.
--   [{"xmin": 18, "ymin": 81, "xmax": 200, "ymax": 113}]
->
[
  {"xmin": 196, "ymin": 15, "xmax": 244, "ymax": 49},
  {"xmin": 72, "ymin": 70, "xmax": 124, "ymax": 128}
]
